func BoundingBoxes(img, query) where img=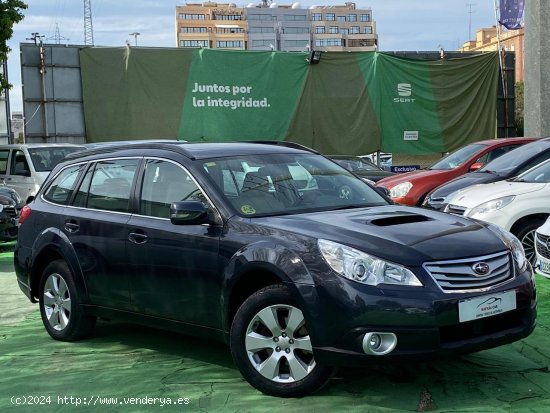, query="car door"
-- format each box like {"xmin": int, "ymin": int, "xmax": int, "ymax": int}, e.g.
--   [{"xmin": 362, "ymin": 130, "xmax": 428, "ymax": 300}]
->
[
  {"xmin": 64, "ymin": 158, "xmax": 140, "ymax": 309},
  {"xmin": 126, "ymin": 158, "xmax": 222, "ymax": 328},
  {"xmin": 6, "ymin": 149, "xmax": 36, "ymax": 201}
]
